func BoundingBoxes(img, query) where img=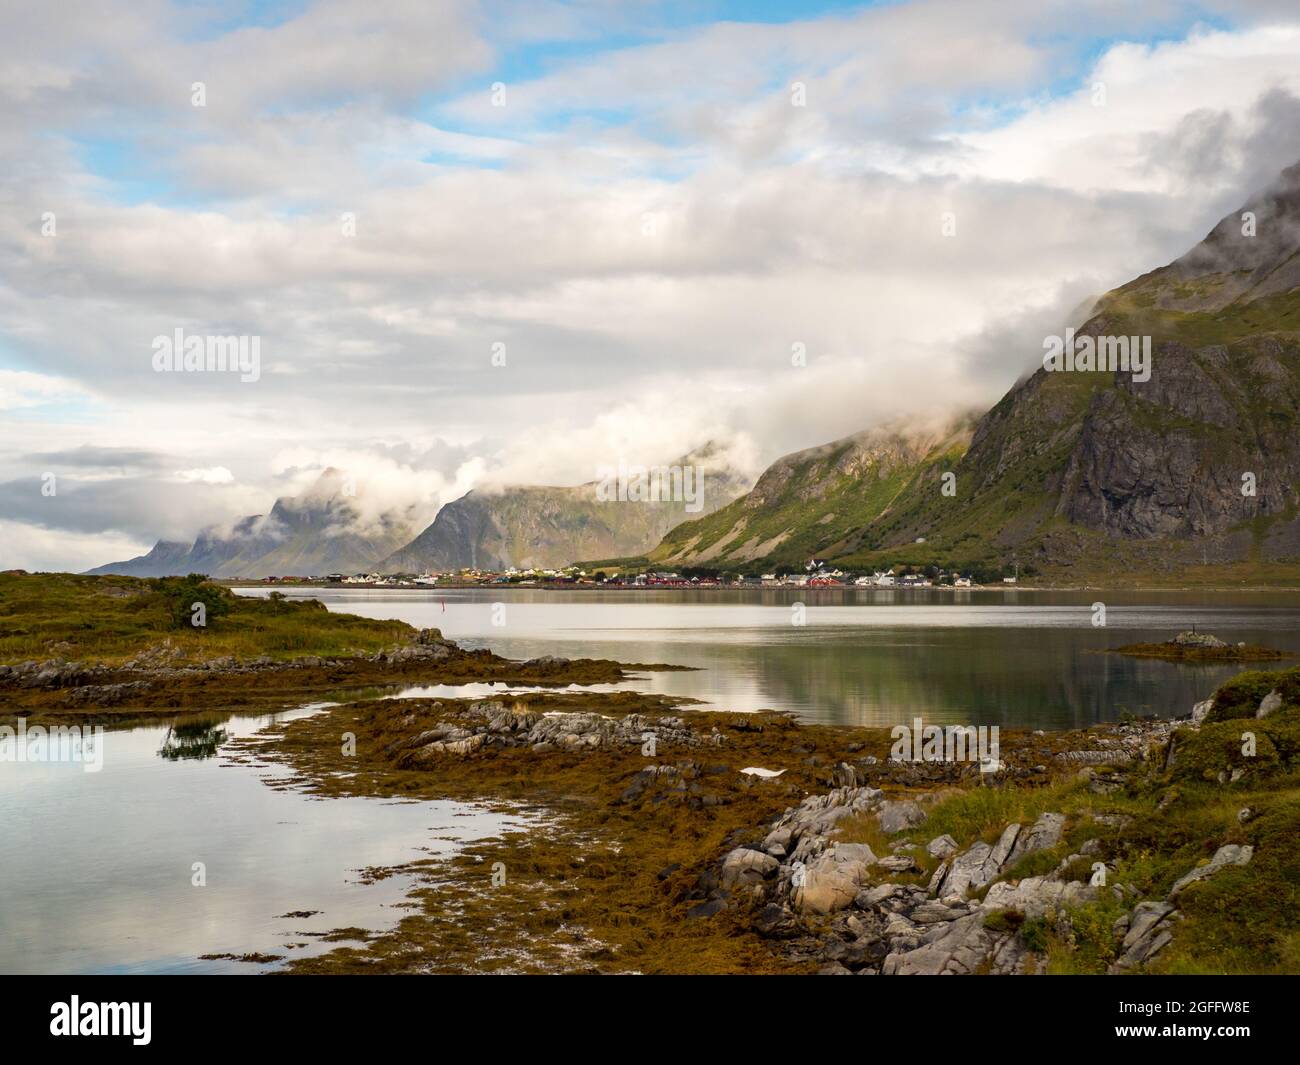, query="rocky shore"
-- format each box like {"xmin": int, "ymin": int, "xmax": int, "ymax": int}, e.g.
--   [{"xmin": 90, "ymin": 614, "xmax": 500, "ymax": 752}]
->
[
  {"xmin": 235, "ymin": 661, "xmax": 1299, "ymax": 976},
  {"xmin": 0, "ymin": 626, "xmax": 671, "ymax": 723}
]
